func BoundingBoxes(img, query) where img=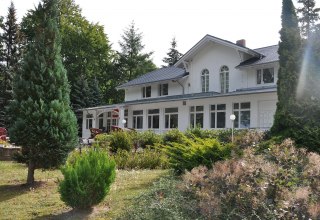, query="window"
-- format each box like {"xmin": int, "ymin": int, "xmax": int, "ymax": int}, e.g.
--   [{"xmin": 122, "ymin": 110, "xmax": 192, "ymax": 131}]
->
[
  {"xmin": 86, "ymin": 114, "xmax": 93, "ymax": 129},
  {"xmin": 142, "ymin": 86, "xmax": 151, "ymax": 98},
  {"xmin": 148, "ymin": 109, "xmax": 160, "ymax": 129},
  {"xmin": 133, "ymin": 110, "xmax": 143, "ymax": 129},
  {"xmin": 124, "ymin": 109, "xmax": 128, "ymax": 128},
  {"xmin": 190, "ymin": 106, "xmax": 204, "ymax": 128},
  {"xmin": 257, "ymin": 68, "xmax": 274, "ymax": 84},
  {"xmin": 159, "ymin": 83, "xmax": 168, "ymax": 96},
  {"xmin": 106, "ymin": 111, "xmax": 118, "ymax": 132},
  {"xmin": 210, "ymin": 104, "xmax": 226, "ymax": 128},
  {"xmin": 233, "ymin": 102, "xmax": 251, "ymax": 128},
  {"xmin": 98, "ymin": 114, "xmax": 104, "ymax": 130},
  {"xmin": 201, "ymin": 69, "xmax": 209, "ymax": 92},
  {"xmin": 165, "ymin": 107, "xmax": 178, "ymax": 129},
  {"xmin": 220, "ymin": 66, "xmax": 229, "ymax": 93}
]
